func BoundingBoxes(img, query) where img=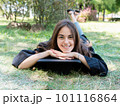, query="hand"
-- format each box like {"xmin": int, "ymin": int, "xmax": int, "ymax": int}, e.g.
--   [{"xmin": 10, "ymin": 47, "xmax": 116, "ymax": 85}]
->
[
  {"xmin": 50, "ymin": 49, "xmax": 73, "ymax": 60},
  {"xmin": 47, "ymin": 49, "xmax": 55, "ymax": 57},
  {"xmin": 47, "ymin": 49, "xmax": 67, "ymax": 60},
  {"xmin": 62, "ymin": 52, "xmax": 77, "ymax": 59},
  {"xmin": 52, "ymin": 50, "xmax": 78, "ymax": 60}
]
